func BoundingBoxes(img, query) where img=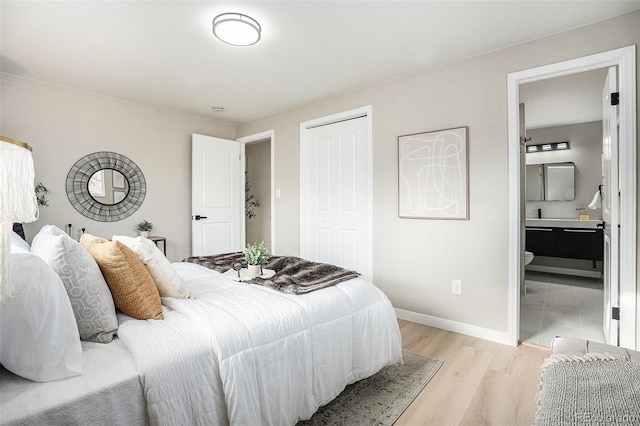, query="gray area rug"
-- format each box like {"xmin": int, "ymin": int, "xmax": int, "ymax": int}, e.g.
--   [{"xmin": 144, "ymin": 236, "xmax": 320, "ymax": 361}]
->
[{"xmin": 298, "ymin": 350, "xmax": 443, "ymax": 426}]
